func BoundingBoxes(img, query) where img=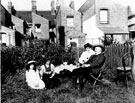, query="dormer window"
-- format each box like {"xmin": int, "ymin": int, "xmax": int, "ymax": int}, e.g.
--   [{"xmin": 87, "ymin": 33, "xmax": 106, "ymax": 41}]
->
[
  {"xmin": 35, "ymin": 24, "xmax": 41, "ymax": 32},
  {"xmin": 99, "ymin": 9, "xmax": 109, "ymax": 24},
  {"xmin": 67, "ymin": 16, "xmax": 74, "ymax": 27}
]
